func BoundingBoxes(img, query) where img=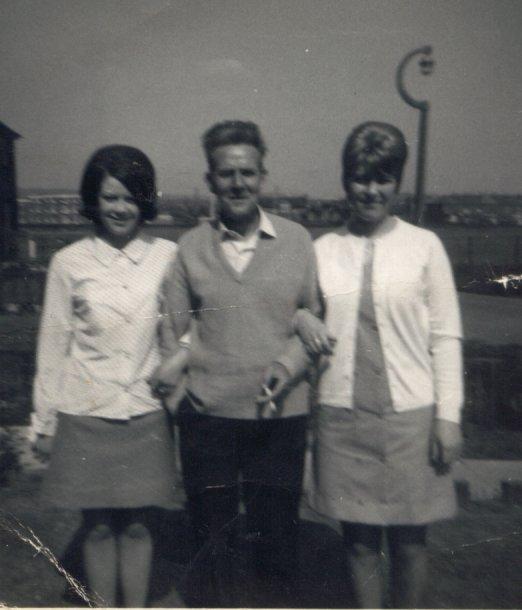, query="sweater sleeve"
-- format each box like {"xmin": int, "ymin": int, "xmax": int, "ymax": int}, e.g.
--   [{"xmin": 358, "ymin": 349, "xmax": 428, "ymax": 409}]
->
[
  {"xmin": 274, "ymin": 235, "xmax": 322, "ymax": 379},
  {"xmin": 31, "ymin": 254, "xmax": 73, "ymax": 437},
  {"xmin": 163, "ymin": 248, "xmax": 193, "ymax": 352},
  {"xmin": 427, "ymin": 234, "xmax": 464, "ymax": 423}
]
